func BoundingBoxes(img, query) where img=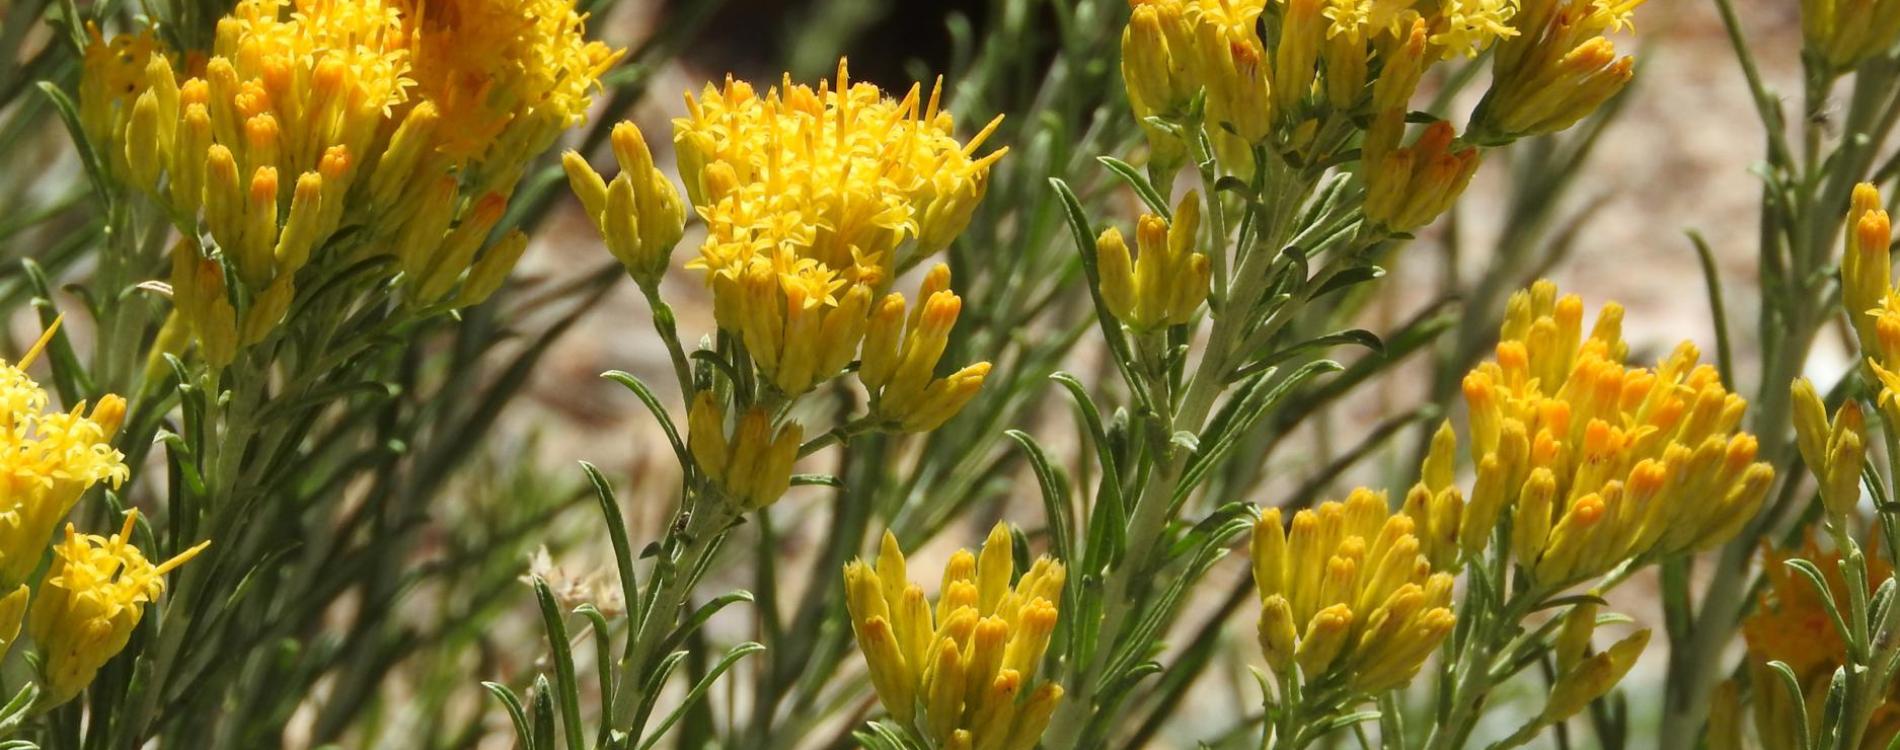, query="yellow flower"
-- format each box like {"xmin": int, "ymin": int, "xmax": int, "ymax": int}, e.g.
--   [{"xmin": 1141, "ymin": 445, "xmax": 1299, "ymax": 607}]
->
[
  {"xmin": 564, "ymin": 122, "xmax": 686, "ymax": 286},
  {"xmin": 843, "ymin": 524, "xmax": 1065, "ymax": 750},
  {"xmin": 1803, "ymin": 0, "xmax": 1900, "ymax": 73},
  {"xmin": 686, "ymin": 392, "xmax": 802, "ymax": 510},
  {"xmin": 1251, "ymin": 490, "xmax": 1456, "ymax": 693},
  {"xmin": 1094, "ymin": 192, "xmax": 1212, "ymax": 331},
  {"xmin": 1474, "ymin": 0, "xmax": 1639, "ymax": 141},
  {"xmin": 398, "ymin": 0, "xmax": 624, "ymax": 180},
  {"xmin": 169, "ymin": 236, "xmax": 241, "ymax": 368},
  {"xmin": 1274, "ymin": 0, "xmax": 1323, "ymax": 117},
  {"xmin": 1122, "ymin": 2, "xmax": 1198, "ymax": 169},
  {"xmin": 676, "ymin": 61, "xmax": 1006, "ymax": 287},
  {"xmin": 0, "ymin": 321, "xmax": 129, "ymax": 590},
  {"xmin": 1362, "ymin": 118, "xmax": 1482, "ymax": 232},
  {"xmin": 28, "ymin": 510, "xmax": 209, "ymax": 708},
  {"xmin": 1742, "ymin": 534, "xmax": 1900, "ymax": 749},
  {"xmin": 1791, "ymin": 377, "xmax": 1867, "ymax": 522},
  {"xmin": 1542, "ymin": 624, "xmax": 1648, "ymax": 723},
  {"xmin": 858, "ymin": 265, "xmax": 992, "ymax": 432},
  {"xmin": 673, "ymin": 63, "xmax": 1002, "ymax": 401},
  {"xmin": 1430, "ymin": 0, "xmax": 1519, "ymax": 58},
  {"xmin": 1843, "ymin": 183, "xmax": 1891, "ymax": 359},
  {"xmin": 1121, "ymin": 0, "xmax": 1280, "ymax": 173},
  {"xmin": 1400, "ymin": 421, "xmax": 1464, "ymax": 571},
  {"xmin": 78, "ymin": 23, "xmax": 167, "ymax": 178},
  {"xmin": 1845, "ymin": 184, "xmax": 1900, "ymax": 432},
  {"xmin": 84, "ymin": 0, "xmax": 621, "ymax": 357},
  {"xmin": 1457, "ymin": 280, "xmax": 1773, "ymax": 590}
]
